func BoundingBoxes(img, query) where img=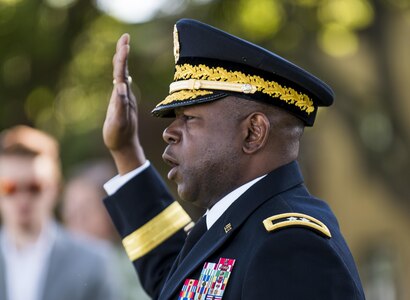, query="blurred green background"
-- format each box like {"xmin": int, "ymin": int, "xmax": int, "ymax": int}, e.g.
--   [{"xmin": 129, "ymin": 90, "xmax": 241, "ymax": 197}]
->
[{"xmin": 1, "ymin": 0, "xmax": 409, "ymax": 299}]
